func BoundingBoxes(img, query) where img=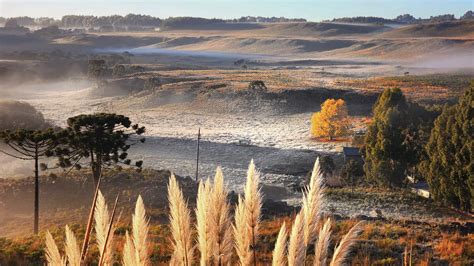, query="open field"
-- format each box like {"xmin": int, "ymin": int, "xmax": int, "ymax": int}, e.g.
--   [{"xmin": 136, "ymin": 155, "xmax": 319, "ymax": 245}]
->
[{"xmin": 0, "ymin": 17, "xmax": 473, "ymax": 265}]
